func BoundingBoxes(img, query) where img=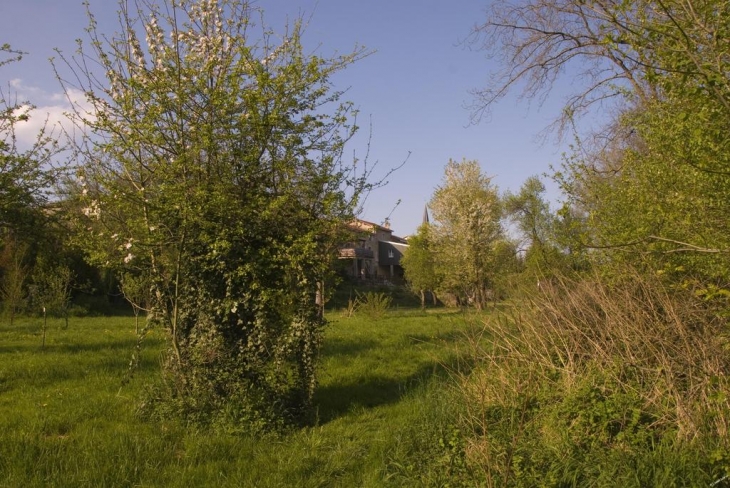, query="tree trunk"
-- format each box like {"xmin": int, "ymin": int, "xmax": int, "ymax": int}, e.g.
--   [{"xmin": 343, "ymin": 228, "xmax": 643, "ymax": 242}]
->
[
  {"xmin": 42, "ymin": 307, "xmax": 47, "ymax": 349},
  {"xmin": 316, "ymin": 281, "xmax": 325, "ymax": 320}
]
